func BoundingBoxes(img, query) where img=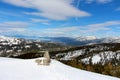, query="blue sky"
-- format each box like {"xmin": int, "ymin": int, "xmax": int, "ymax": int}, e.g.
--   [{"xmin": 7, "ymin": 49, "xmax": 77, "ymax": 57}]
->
[{"xmin": 0, "ymin": 0, "xmax": 120, "ymax": 38}]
